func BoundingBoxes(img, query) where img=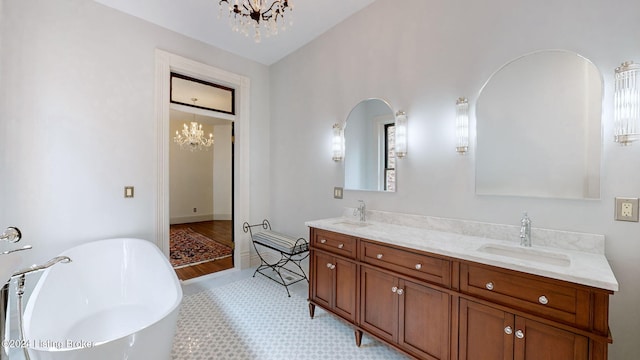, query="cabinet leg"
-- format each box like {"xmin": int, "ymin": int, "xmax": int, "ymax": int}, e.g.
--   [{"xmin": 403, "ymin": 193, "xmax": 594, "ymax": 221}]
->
[
  {"xmin": 355, "ymin": 330, "xmax": 363, "ymax": 347},
  {"xmin": 309, "ymin": 303, "xmax": 315, "ymax": 319}
]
